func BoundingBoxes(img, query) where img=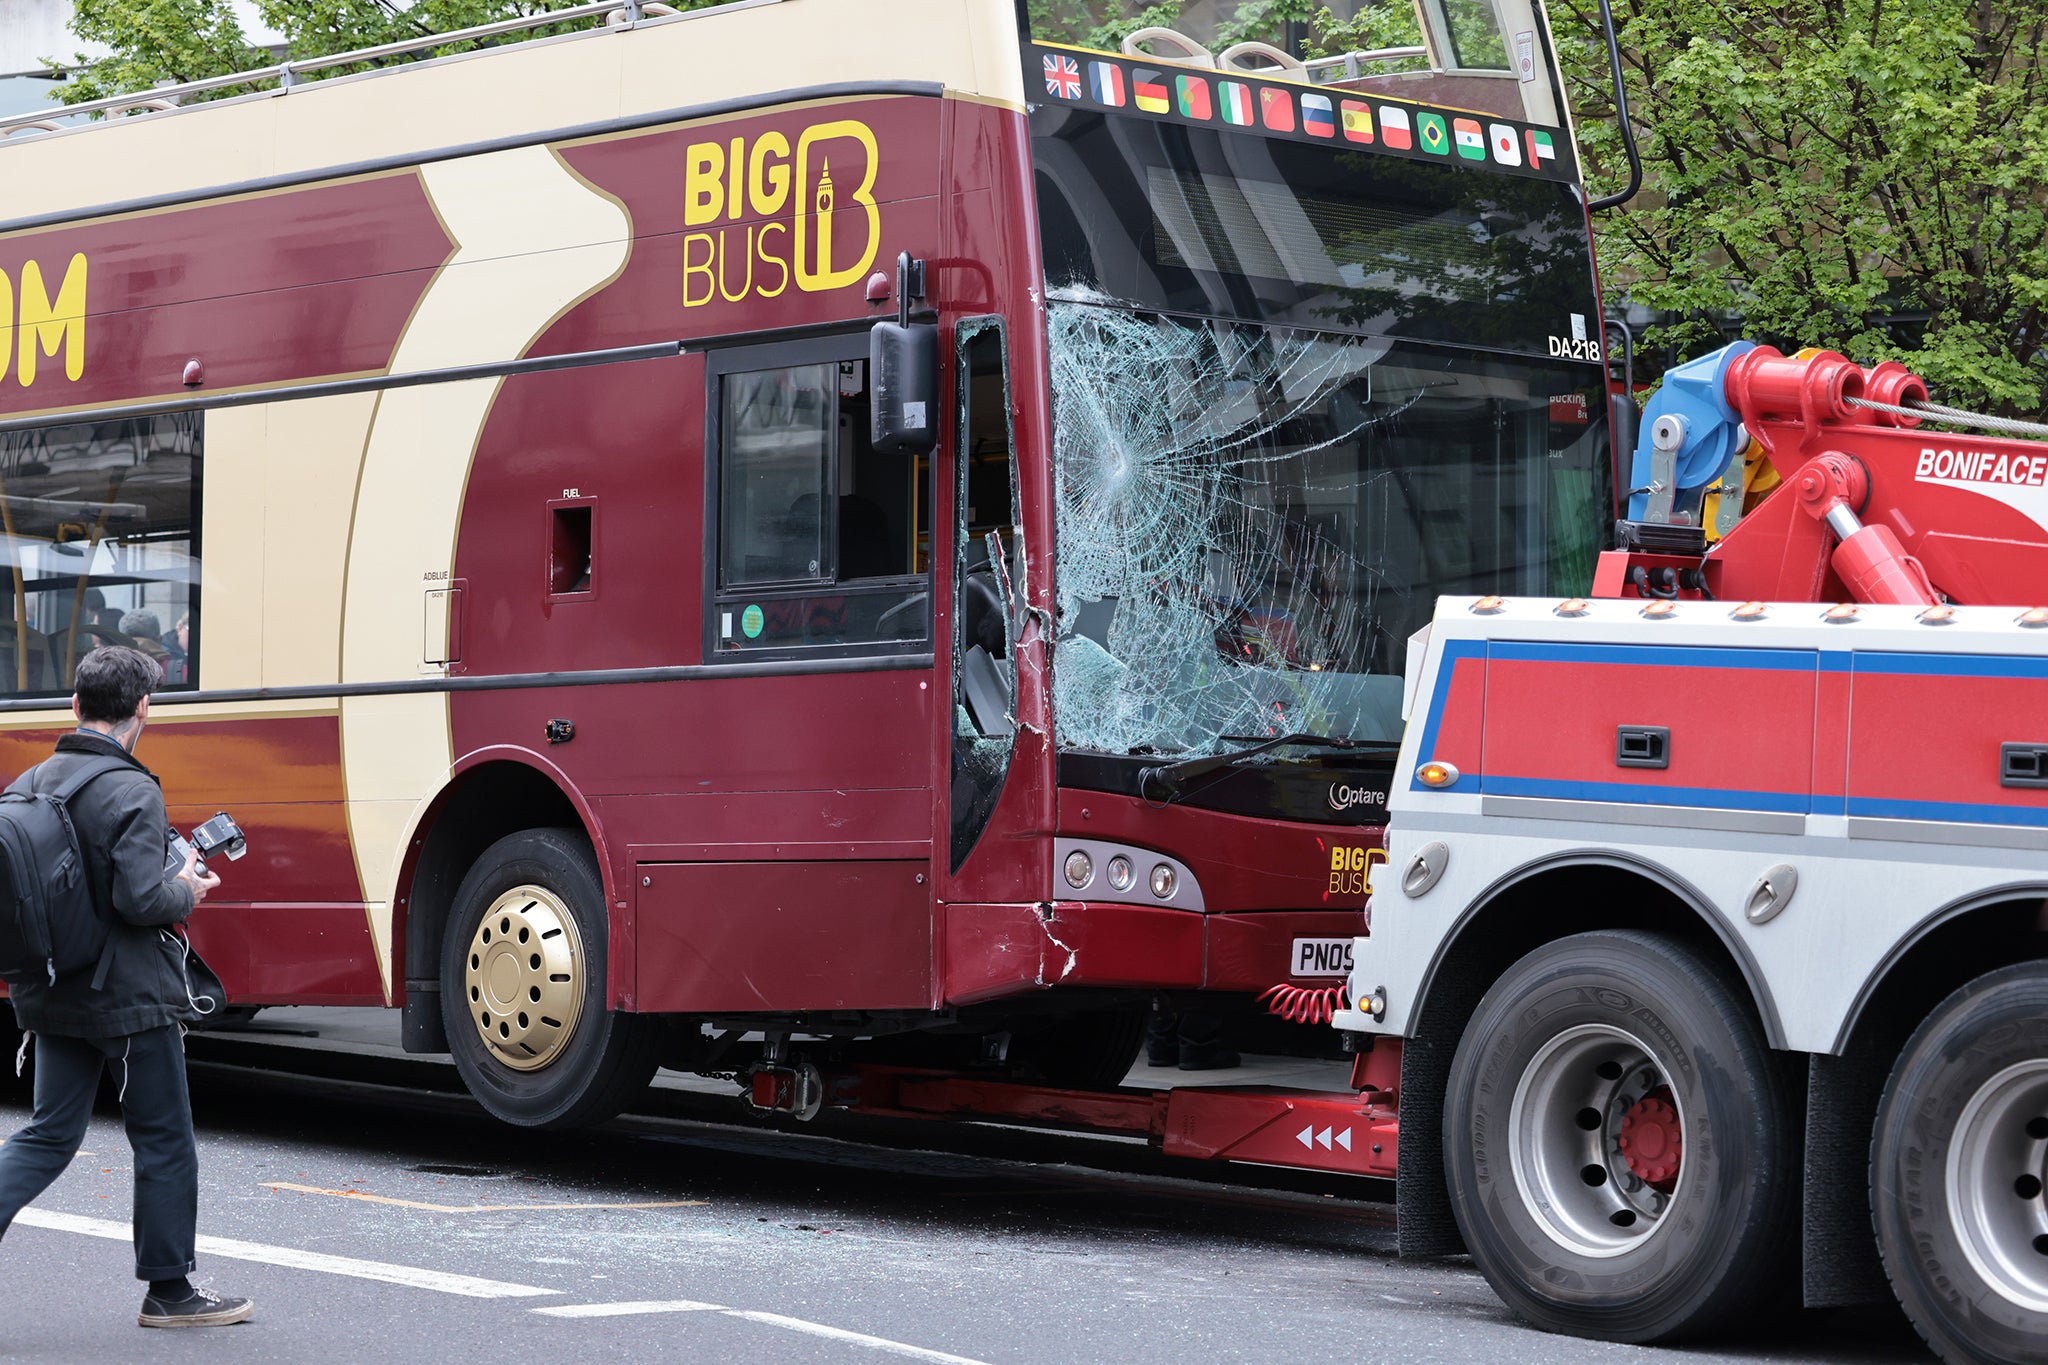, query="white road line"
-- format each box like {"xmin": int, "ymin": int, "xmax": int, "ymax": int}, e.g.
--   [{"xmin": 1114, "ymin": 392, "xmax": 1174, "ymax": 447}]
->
[
  {"xmin": 532, "ymin": 1299, "xmax": 725, "ymax": 1318},
  {"xmin": 532, "ymin": 1299, "xmax": 988, "ymax": 1363},
  {"xmin": 724, "ymin": 1310, "xmax": 991, "ymax": 1364},
  {"xmin": 13, "ymin": 1209, "xmax": 558, "ymax": 1299}
]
